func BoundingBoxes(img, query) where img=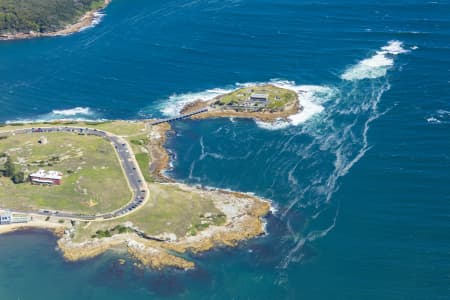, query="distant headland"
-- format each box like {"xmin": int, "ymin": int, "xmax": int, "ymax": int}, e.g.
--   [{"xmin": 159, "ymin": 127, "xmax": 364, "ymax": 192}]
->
[{"xmin": 0, "ymin": 0, "xmax": 111, "ymax": 41}]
